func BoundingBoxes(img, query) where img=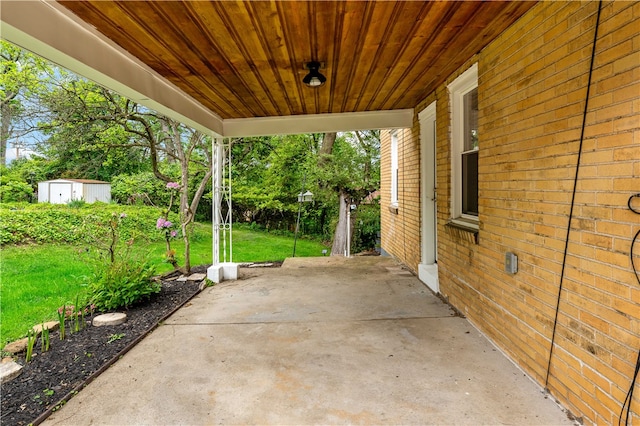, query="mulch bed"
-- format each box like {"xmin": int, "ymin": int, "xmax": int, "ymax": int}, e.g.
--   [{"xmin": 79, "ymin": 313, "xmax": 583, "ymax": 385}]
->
[{"xmin": 1, "ymin": 268, "xmax": 204, "ymax": 426}]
